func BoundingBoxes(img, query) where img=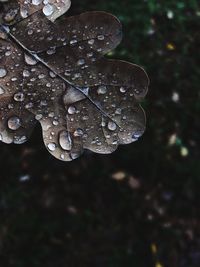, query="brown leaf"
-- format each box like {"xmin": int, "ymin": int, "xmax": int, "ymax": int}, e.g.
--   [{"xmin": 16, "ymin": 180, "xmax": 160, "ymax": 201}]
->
[{"xmin": 0, "ymin": 0, "xmax": 149, "ymax": 161}]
